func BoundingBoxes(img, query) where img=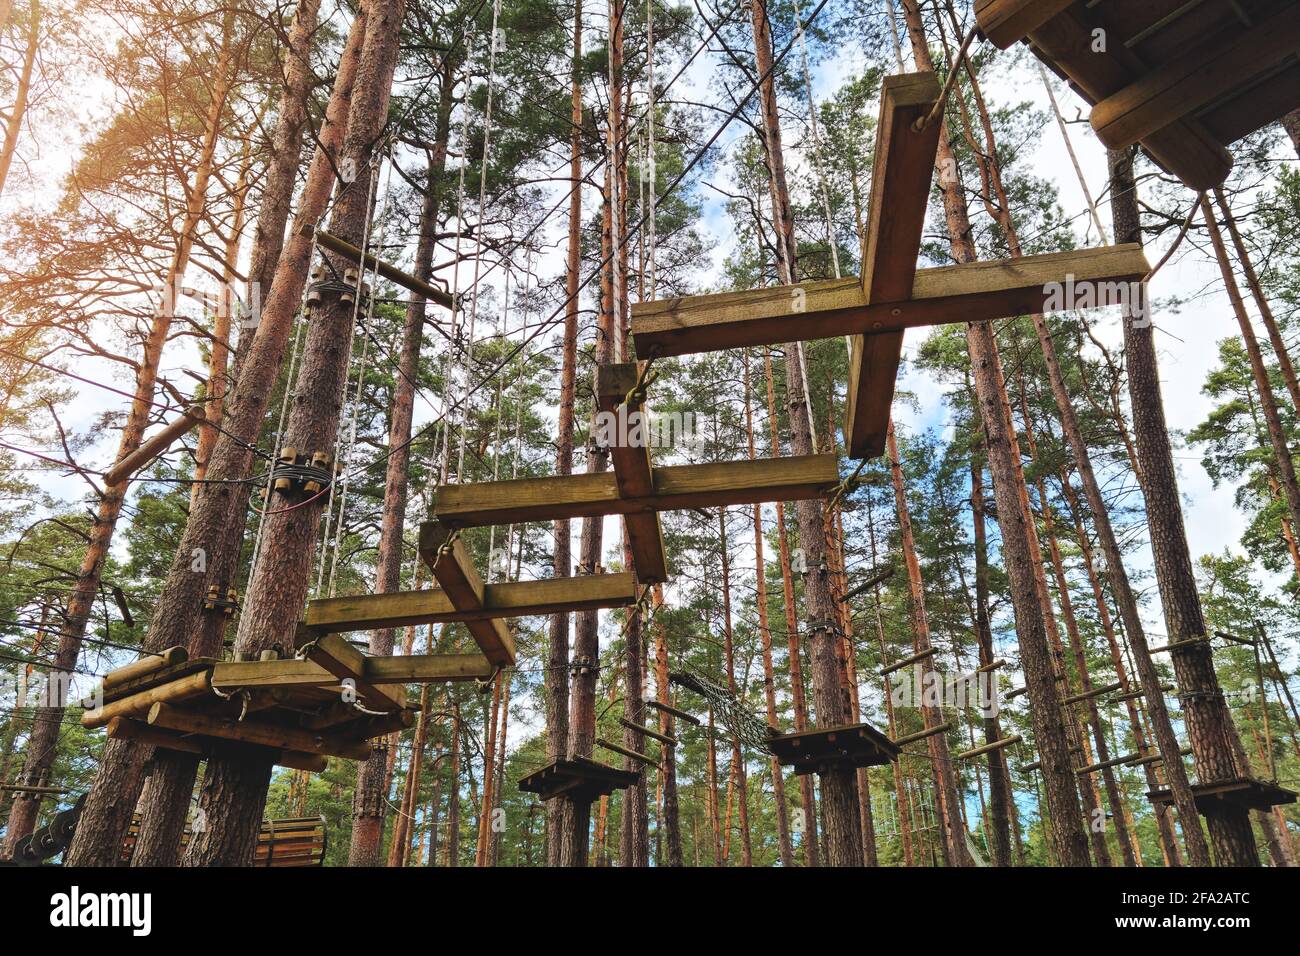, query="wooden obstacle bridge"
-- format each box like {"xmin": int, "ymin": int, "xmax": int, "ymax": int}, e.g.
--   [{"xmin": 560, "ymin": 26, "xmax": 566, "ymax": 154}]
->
[{"xmin": 974, "ymin": 0, "xmax": 1300, "ymax": 189}]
